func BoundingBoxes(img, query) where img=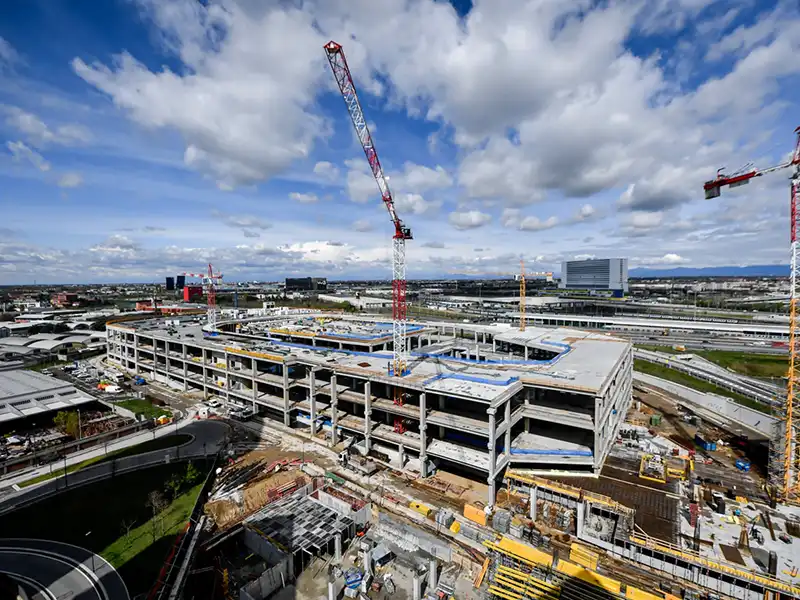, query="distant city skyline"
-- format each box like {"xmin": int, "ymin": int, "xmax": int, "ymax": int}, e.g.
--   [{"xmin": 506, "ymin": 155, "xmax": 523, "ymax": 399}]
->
[{"xmin": 1, "ymin": 1, "xmax": 799, "ymax": 284}]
